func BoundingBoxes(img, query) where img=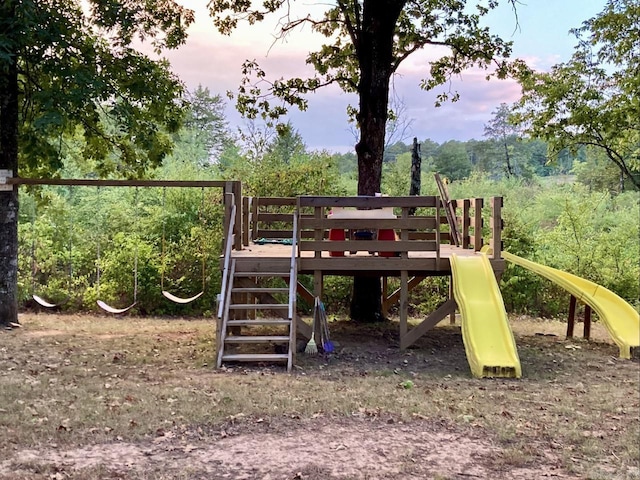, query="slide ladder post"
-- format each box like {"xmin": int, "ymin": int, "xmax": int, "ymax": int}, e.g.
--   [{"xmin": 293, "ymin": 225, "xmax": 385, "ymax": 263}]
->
[
  {"xmin": 584, "ymin": 305, "xmax": 592, "ymax": 340},
  {"xmin": 567, "ymin": 295, "xmax": 577, "ymax": 338}
]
